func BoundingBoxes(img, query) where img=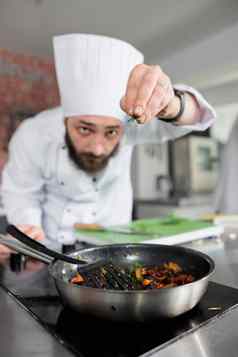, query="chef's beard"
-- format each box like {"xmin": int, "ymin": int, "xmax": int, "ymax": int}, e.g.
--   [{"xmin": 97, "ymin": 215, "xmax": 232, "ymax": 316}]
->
[{"xmin": 65, "ymin": 131, "xmax": 119, "ymax": 174}]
